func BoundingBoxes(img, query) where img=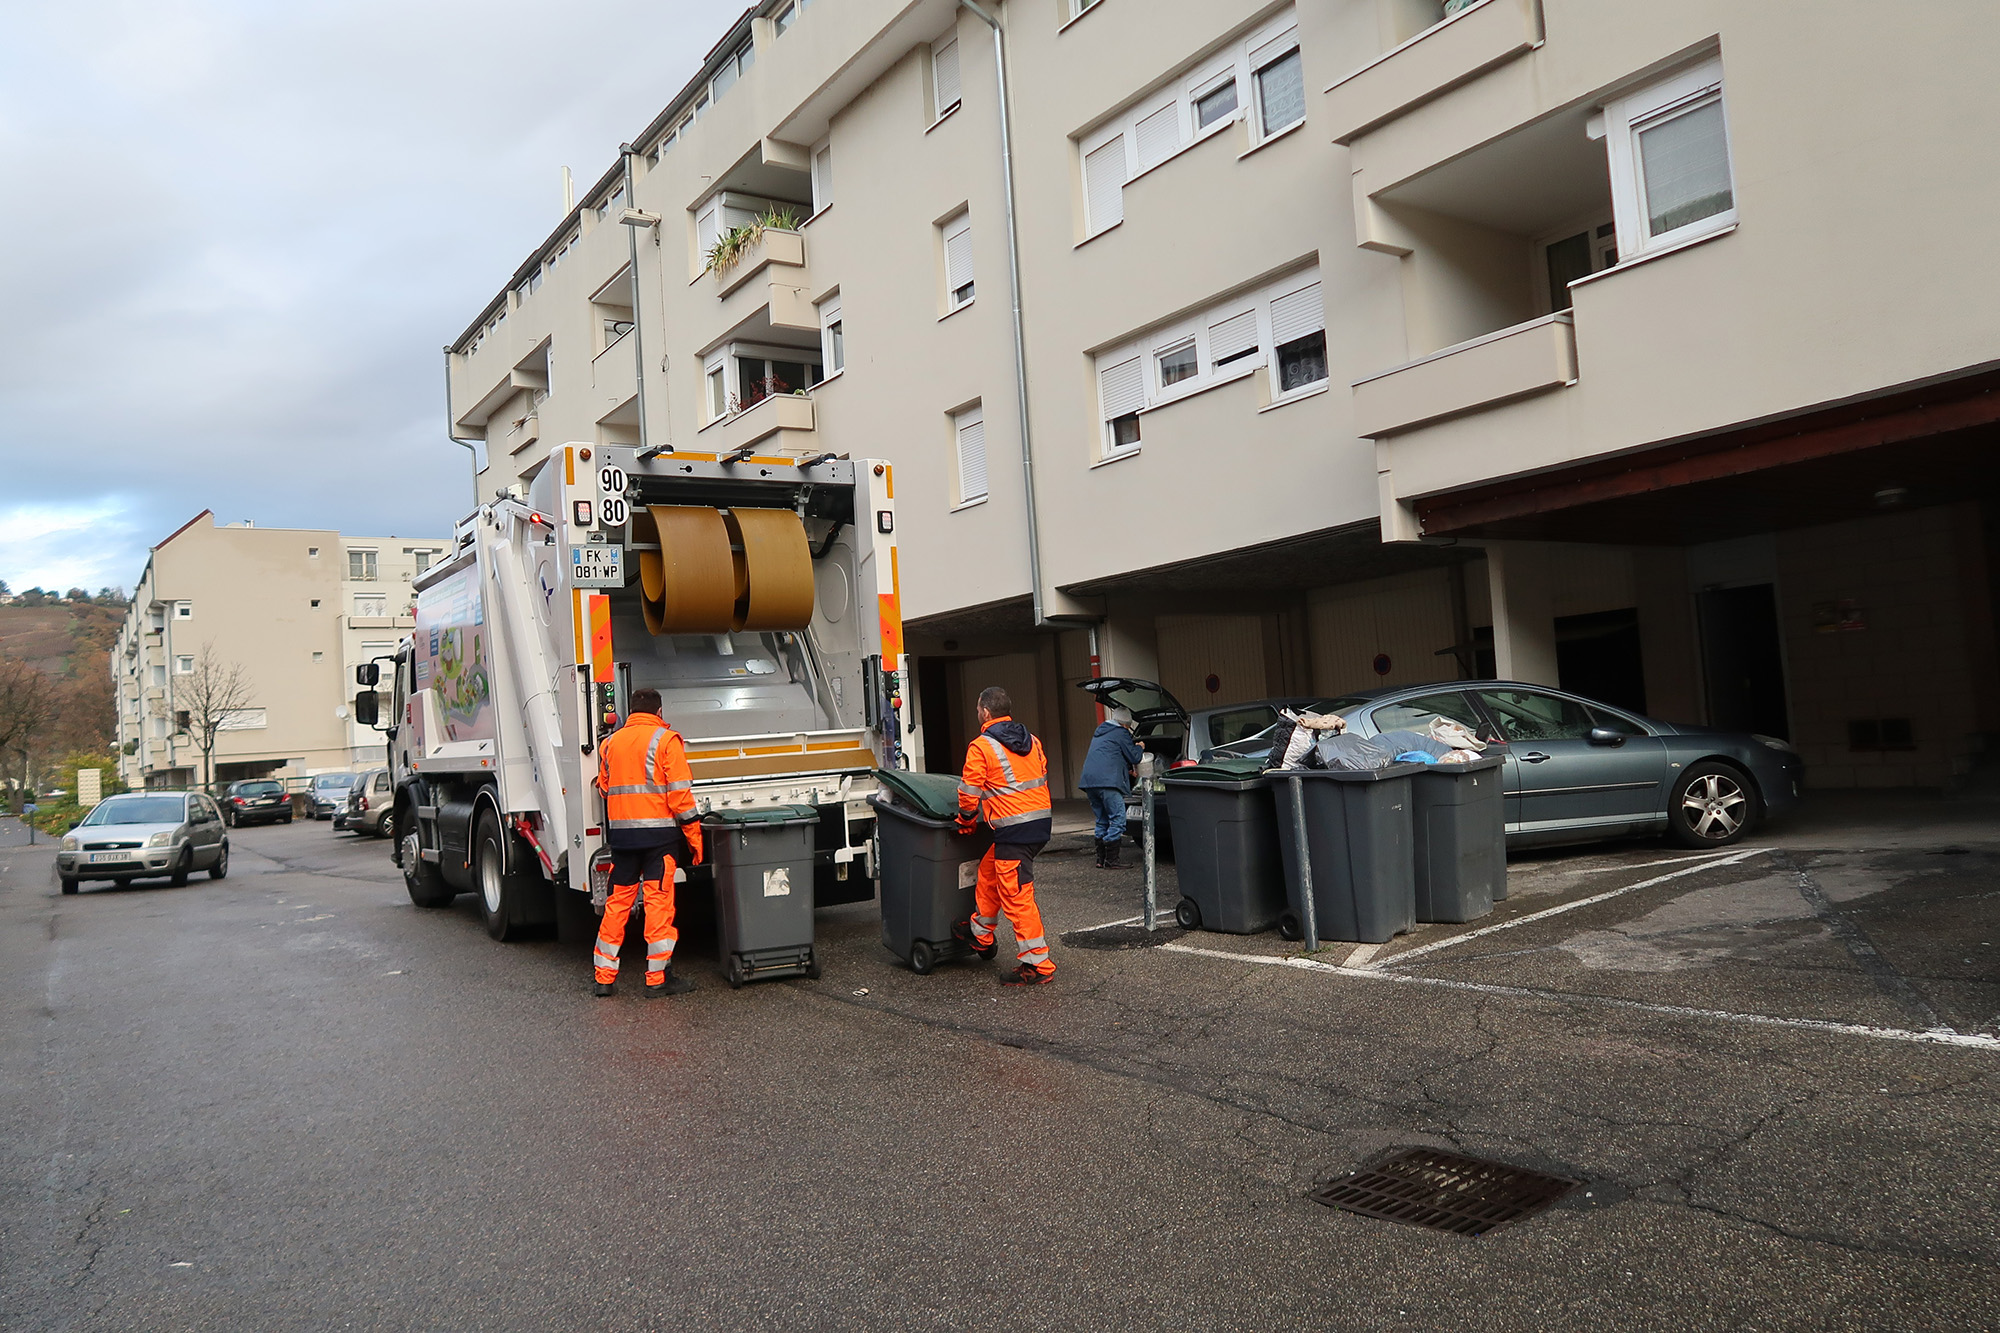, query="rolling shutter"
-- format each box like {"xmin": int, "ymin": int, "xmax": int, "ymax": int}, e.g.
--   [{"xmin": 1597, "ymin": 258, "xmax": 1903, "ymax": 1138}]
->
[
  {"xmin": 1135, "ymin": 103, "xmax": 1182, "ymax": 170},
  {"xmin": 1084, "ymin": 135, "xmax": 1125, "ymax": 234},
  {"xmin": 1097, "ymin": 355, "xmax": 1145, "ymax": 422},
  {"xmin": 1269, "ymin": 282, "xmax": 1324, "ymax": 346},
  {"xmin": 954, "ymin": 406, "xmax": 987, "ymax": 502},
  {"xmin": 1207, "ymin": 309, "xmax": 1259, "ymax": 364},
  {"xmin": 944, "ymin": 216, "xmax": 974, "ymax": 301},
  {"xmin": 933, "ymin": 38, "xmax": 961, "ymax": 116}
]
